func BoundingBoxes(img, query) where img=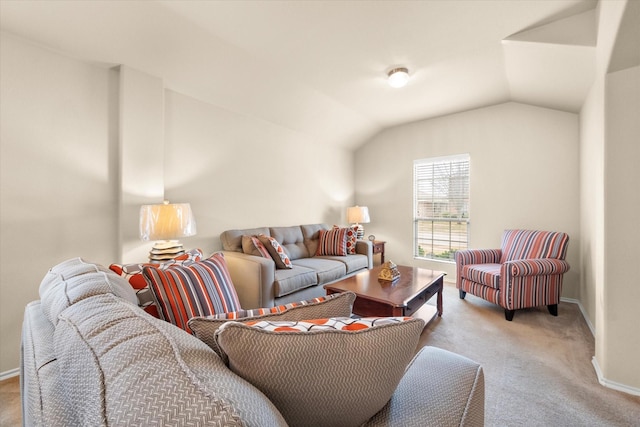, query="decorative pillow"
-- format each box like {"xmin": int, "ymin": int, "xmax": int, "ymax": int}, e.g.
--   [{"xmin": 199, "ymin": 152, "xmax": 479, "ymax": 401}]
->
[
  {"xmin": 109, "ymin": 248, "xmax": 203, "ymax": 318},
  {"xmin": 245, "ymin": 316, "xmax": 412, "ymax": 331},
  {"xmin": 188, "ymin": 291, "xmax": 356, "ymax": 355},
  {"xmin": 315, "ymin": 227, "xmax": 347, "ymax": 256},
  {"xmin": 241, "ymin": 235, "xmax": 271, "ymax": 258},
  {"xmin": 334, "ymin": 225, "xmax": 357, "ymax": 255},
  {"xmin": 214, "ymin": 316, "xmax": 425, "ymax": 427},
  {"xmin": 257, "ymin": 234, "xmax": 292, "ymax": 269},
  {"xmin": 142, "ymin": 253, "xmax": 241, "ymax": 332}
]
